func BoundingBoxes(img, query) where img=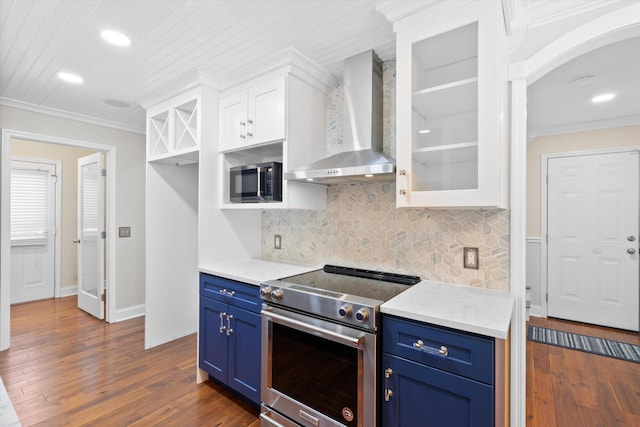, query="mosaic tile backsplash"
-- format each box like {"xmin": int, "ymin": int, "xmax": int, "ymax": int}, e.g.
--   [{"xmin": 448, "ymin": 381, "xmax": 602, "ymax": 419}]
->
[
  {"xmin": 262, "ymin": 182, "xmax": 509, "ymax": 290},
  {"xmin": 261, "ymin": 60, "xmax": 510, "ymax": 290}
]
